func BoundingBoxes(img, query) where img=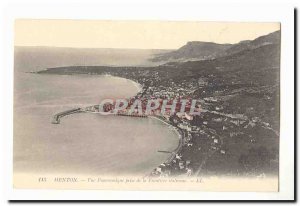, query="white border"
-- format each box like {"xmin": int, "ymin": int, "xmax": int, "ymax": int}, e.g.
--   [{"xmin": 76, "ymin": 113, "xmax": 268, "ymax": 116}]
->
[{"xmin": 1, "ymin": 0, "xmax": 294, "ymax": 201}]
